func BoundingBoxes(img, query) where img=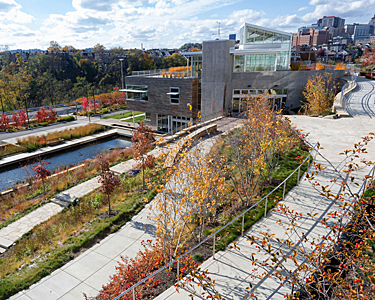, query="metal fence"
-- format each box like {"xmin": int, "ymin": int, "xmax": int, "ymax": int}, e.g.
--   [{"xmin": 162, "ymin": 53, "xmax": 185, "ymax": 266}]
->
[
  {"xmin": 111, "ymin": 142, "xmax": 319, "ymax": 300},
  {"xmin": 264, "ymin": 164, "xmax": 375, "ymax": 299}
]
